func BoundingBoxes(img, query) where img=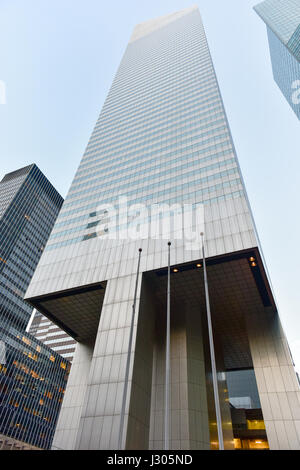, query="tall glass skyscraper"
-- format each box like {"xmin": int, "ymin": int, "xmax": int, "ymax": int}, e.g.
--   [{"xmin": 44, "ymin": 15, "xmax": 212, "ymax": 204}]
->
[
  {"xmin": 0, "ymin": 165, "xmax": 63, "ymax": 334},
  {"xmin": 26, "ymin": 7, "xmax": 300, "ymax": 450},
  {"xmin": 254, "ymin": 0, "xmax": 300, "ymax": 119},
  {"xmin": 0, "ymin": 164, "xmax": 70, "ymax": 449}
]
